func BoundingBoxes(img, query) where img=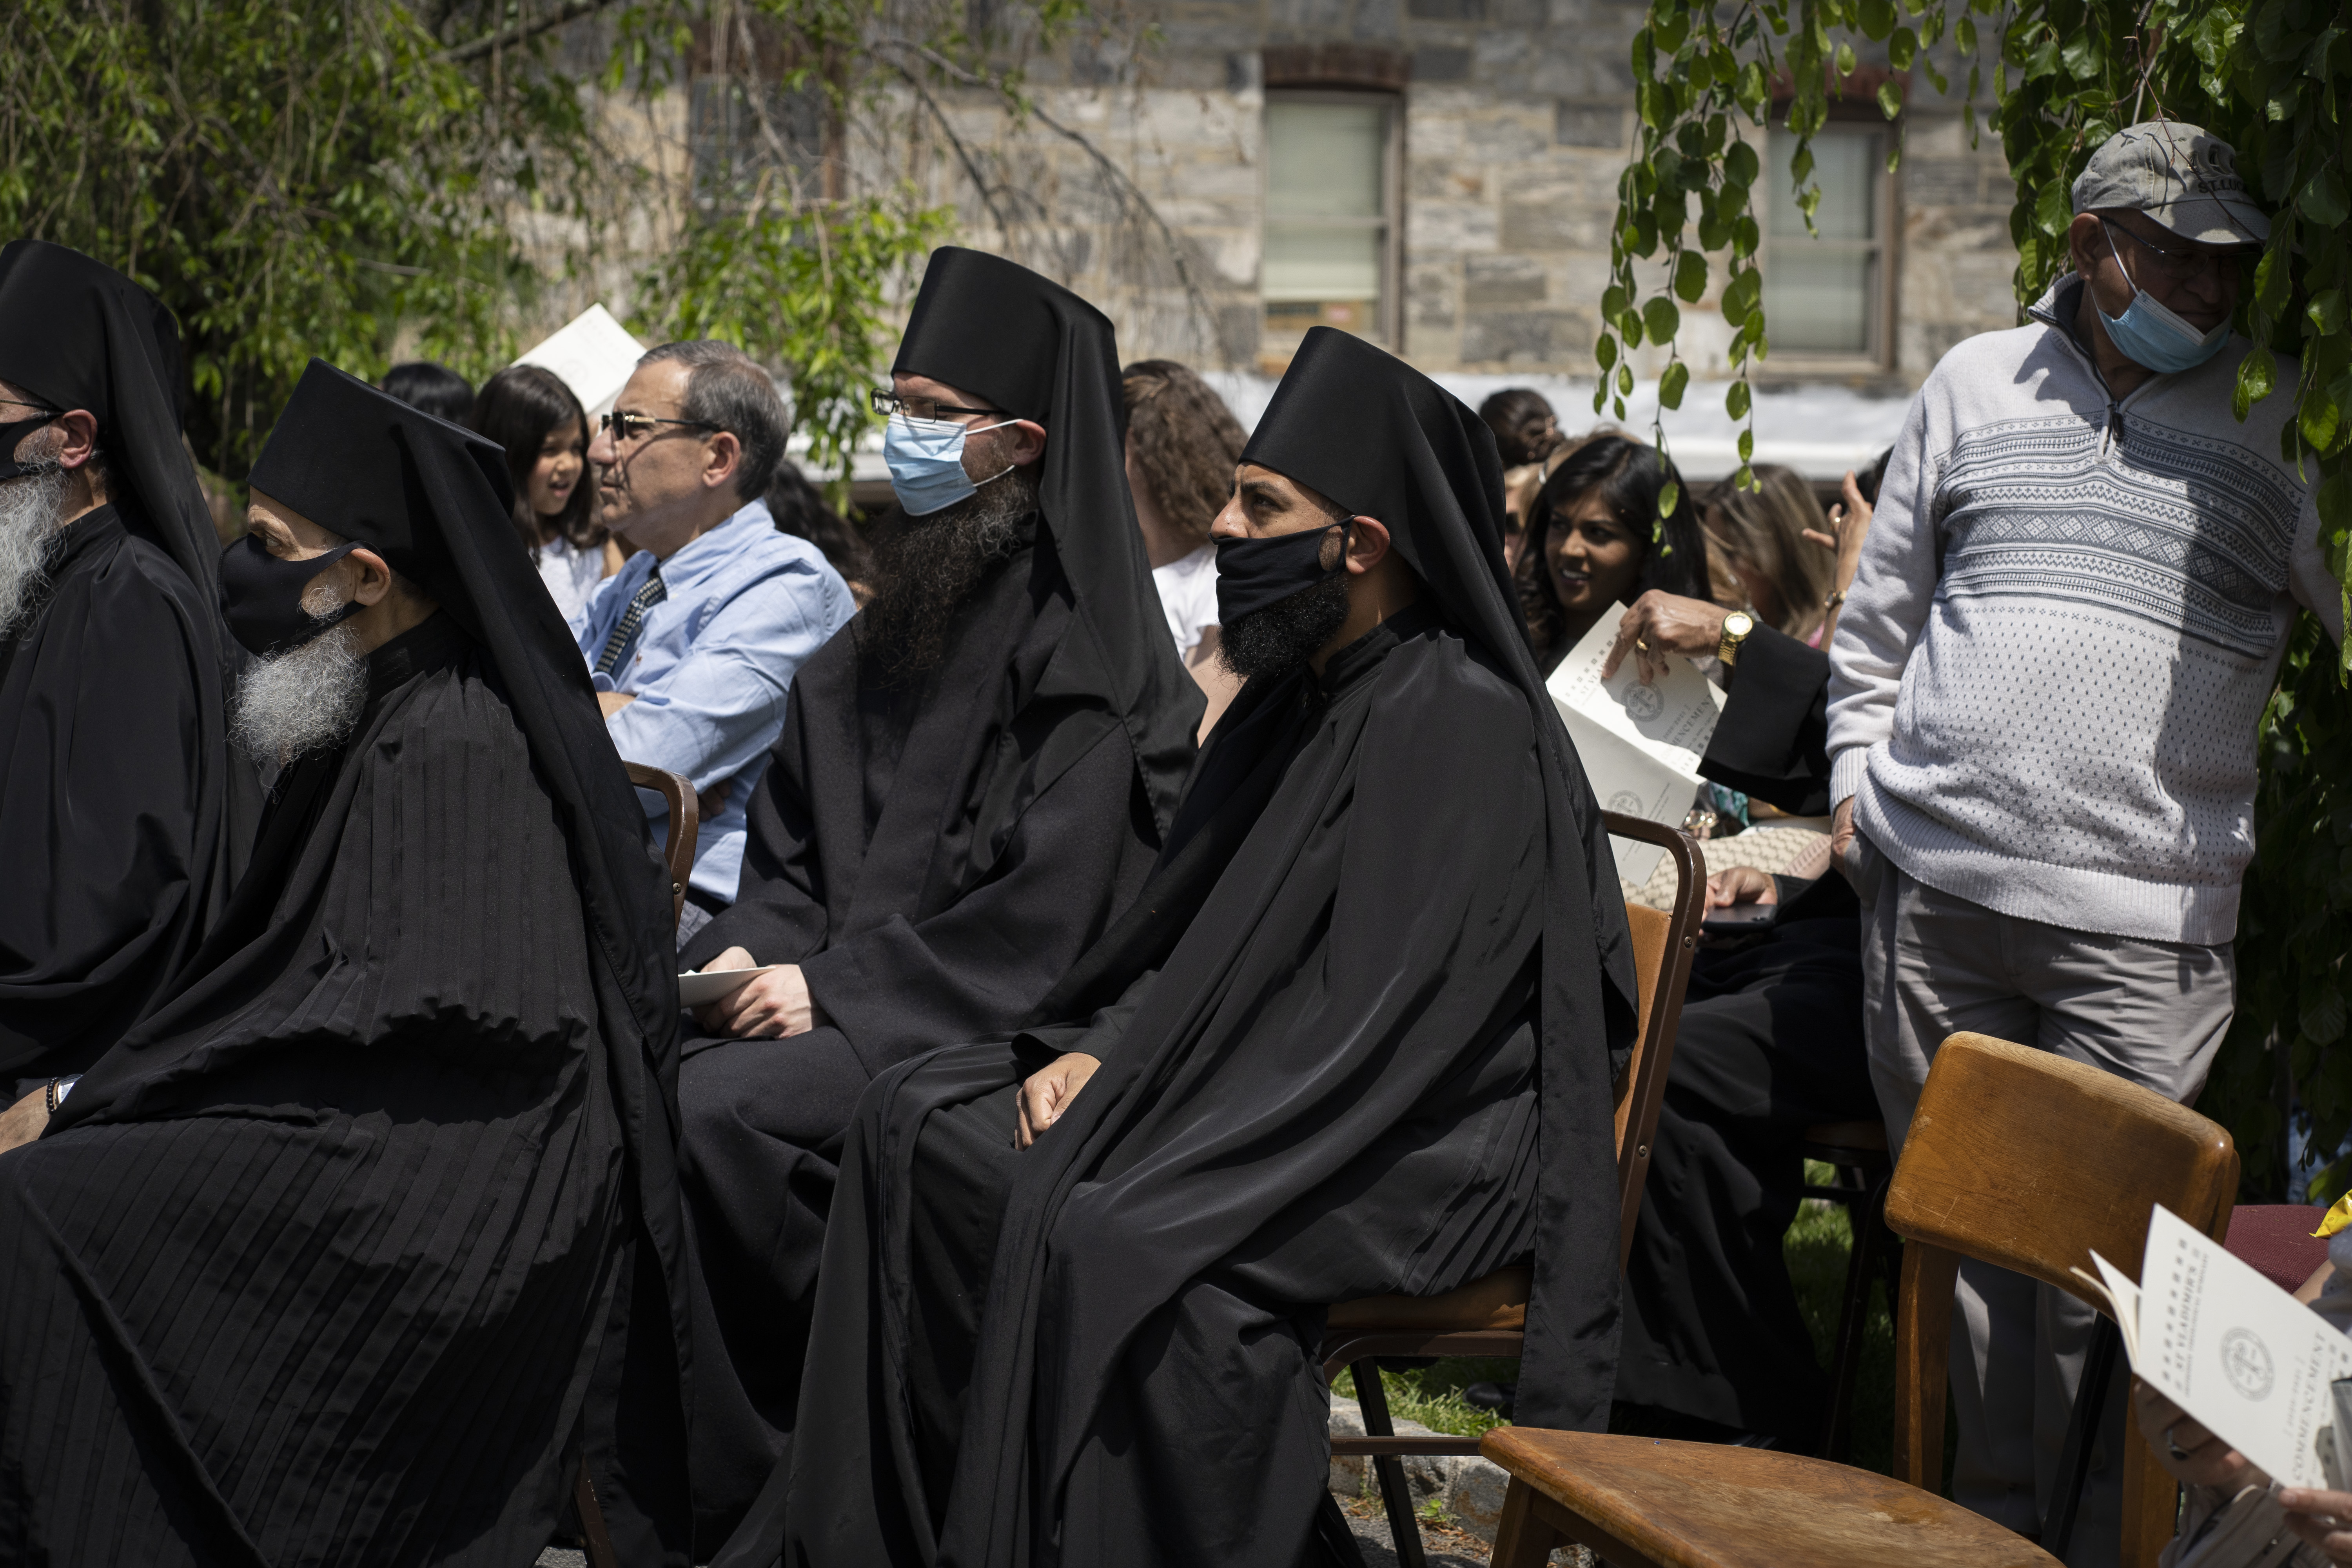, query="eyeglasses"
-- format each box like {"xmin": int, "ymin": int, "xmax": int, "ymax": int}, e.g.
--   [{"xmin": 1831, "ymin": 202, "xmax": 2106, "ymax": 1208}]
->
[
  {"xmin": 869, "ymin": 388, "xmax": 1005, "ymax": 423},
  {"xmin": 0, "ymin": 397, "xmax": 59, "ymax": 417},
  {"xmin": 2098, "ymin": 218, "xmax": 2252, "ymax": 287},
  {"xmin": 600, "ymin": 410, "xmax": 721, "ymax": 445}
]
